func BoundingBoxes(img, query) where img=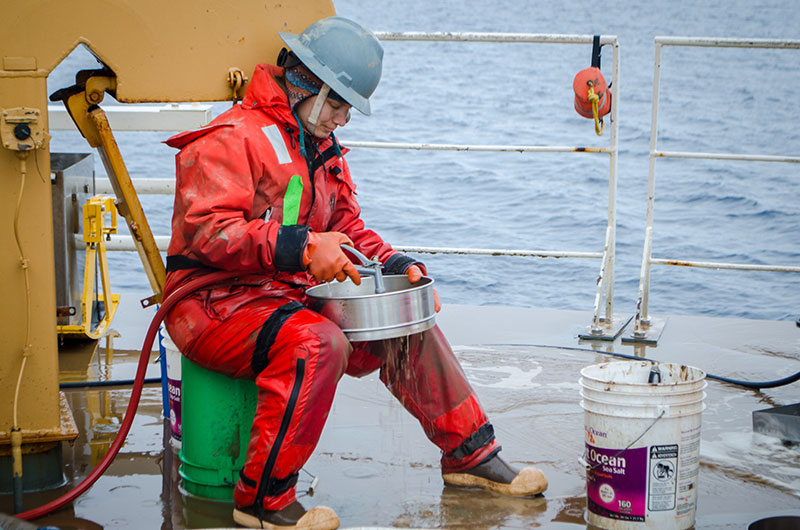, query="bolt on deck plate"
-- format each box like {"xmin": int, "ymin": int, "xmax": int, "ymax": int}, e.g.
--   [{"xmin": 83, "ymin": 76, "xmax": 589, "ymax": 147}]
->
[
  {"xmin": 578, "ymin": 314, "xmax": 633, "ymax": 341},
  {"xmin": 621, "ymin": 316, "xmax": 668, "ymax": 344}
]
